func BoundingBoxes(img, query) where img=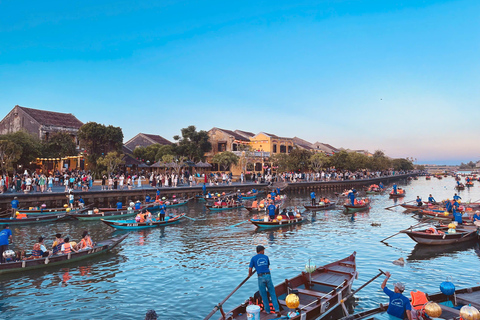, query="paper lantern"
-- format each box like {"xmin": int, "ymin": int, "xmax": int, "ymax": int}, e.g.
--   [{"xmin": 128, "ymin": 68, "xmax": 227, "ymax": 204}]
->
[
  {"xmin": 424, "ymin": 302, "xmax": 442, "ymax": 318},
  {"xmin": 66, "ymin": 208, "xmax": 71, "ymax": 212},
  {"xmin": 460, "ymin": 305, "xmax": 480, "ymax": 320},
  {"xmin": 296, "ymin": 213, "xmax": 301, "ymax": 218},
  {"xmin": 259, "ymin": 204, "xmax": 264, "ymax": 208},
  {"xmin": 64, "ymin": 204, "xmax": 68, "ymax": 208},
  {"xmin": 448, "ymin": 223, "xmax": 456, "ymax": 229},
  {"xmin": 277, "ymin": 215, "xmax": 283, "ymax": 221},
  {"xmin": 444, "ymin": 212, "xmax": 450, "ymax": 216},
  {"xmin": 285, "ymin": 294, "xmax": 300, "ymax": 309},
  {"xmin": 440, "ymin": 281, "xmax": 455, "ymax": 296},
  {"xmin": 94, "ymin": 209, "xmax": 99, "ymax": 214}
]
